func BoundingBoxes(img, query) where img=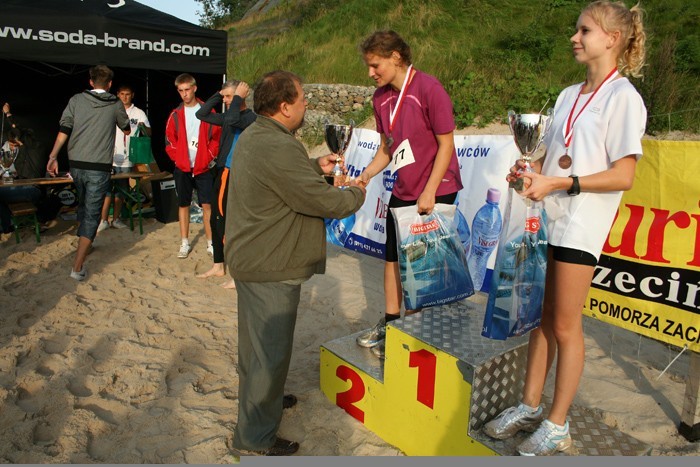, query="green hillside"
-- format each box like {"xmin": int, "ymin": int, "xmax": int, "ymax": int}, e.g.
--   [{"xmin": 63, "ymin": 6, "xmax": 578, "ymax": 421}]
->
[{"xmin": 224, "ymin": 0, "xmax": 699, "ymax": 133}]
